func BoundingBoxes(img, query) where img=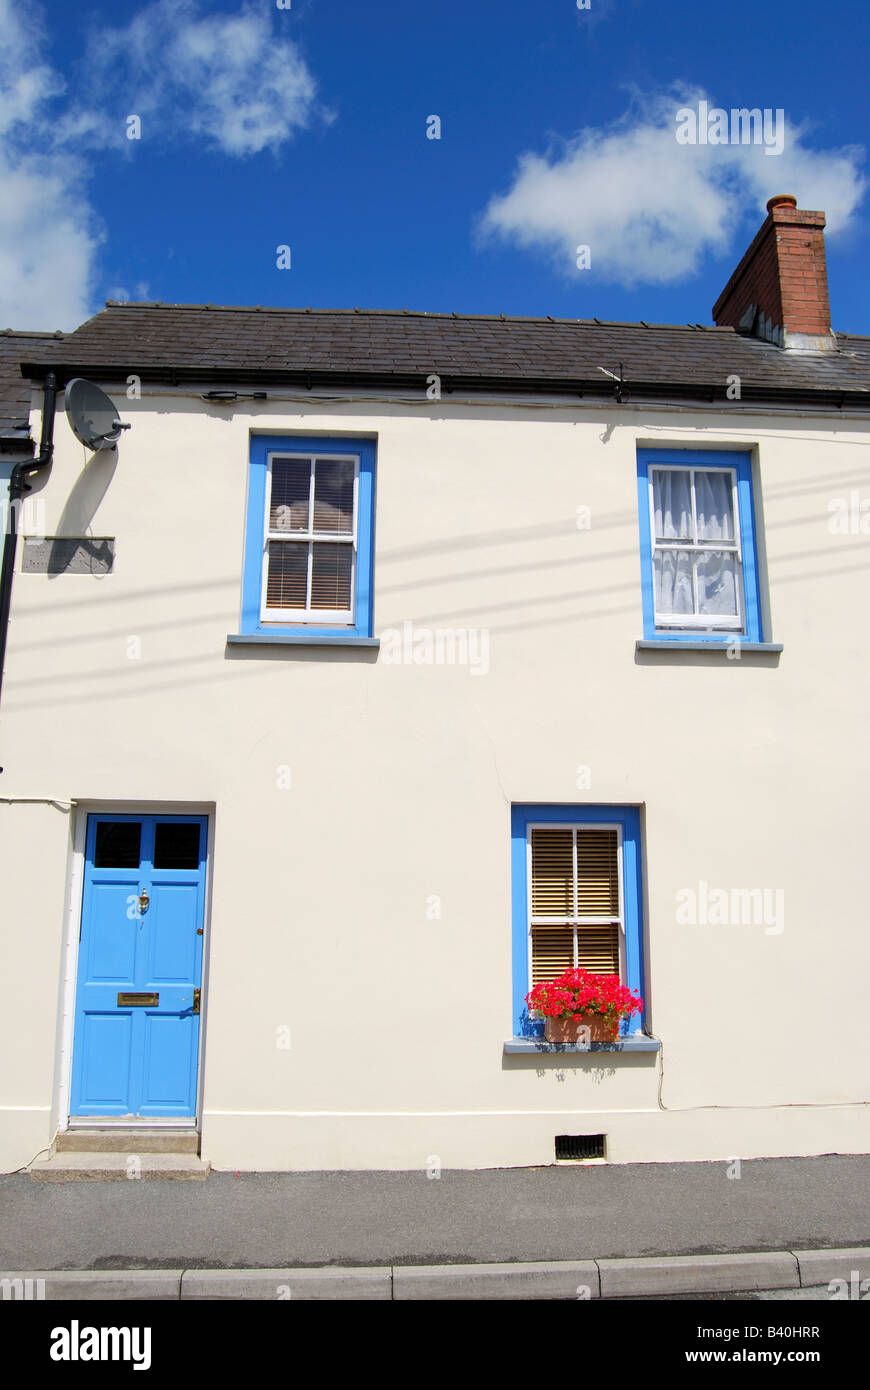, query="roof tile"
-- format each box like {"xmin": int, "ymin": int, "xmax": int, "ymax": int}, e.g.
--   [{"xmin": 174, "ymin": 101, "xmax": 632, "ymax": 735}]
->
[{"xmin": 12, "ymin": 304, "xmax": 870, "ymax": 399}]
